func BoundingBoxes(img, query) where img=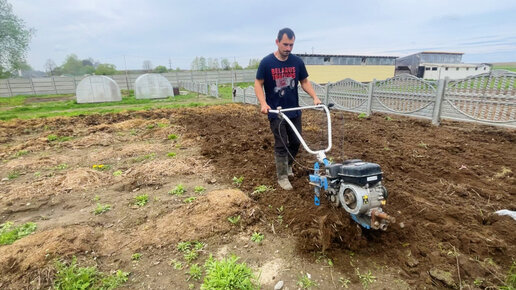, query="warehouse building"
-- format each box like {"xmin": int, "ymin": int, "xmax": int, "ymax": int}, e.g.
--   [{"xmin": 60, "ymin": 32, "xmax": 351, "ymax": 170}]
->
[{"xmin": 296, "ymin": 54, "xmax": 397, "ymax": 83}]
